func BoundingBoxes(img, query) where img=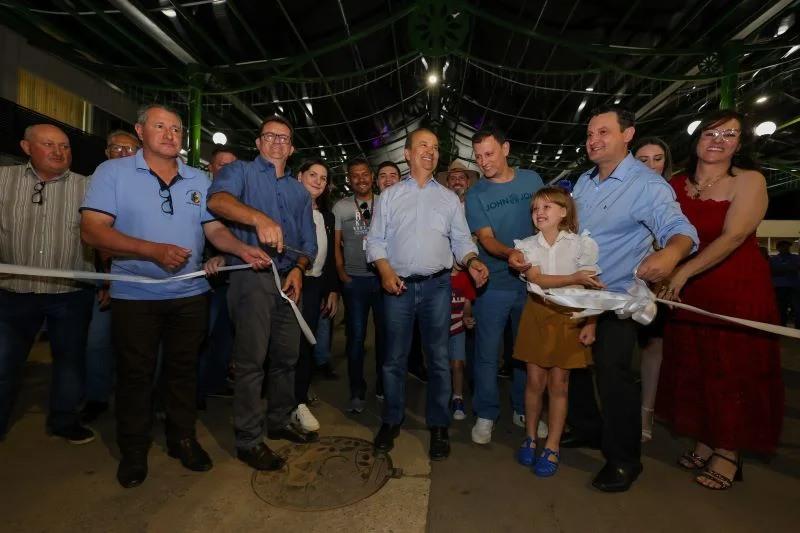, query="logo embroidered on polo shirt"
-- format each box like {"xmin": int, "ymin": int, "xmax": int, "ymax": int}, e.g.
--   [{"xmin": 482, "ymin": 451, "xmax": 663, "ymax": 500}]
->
[{"xmin": 186, "ymin": 190, "xmax": 202, "ymax": 206}]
